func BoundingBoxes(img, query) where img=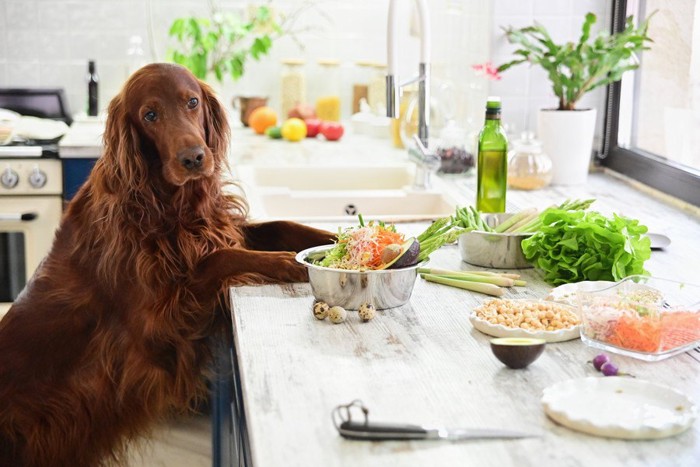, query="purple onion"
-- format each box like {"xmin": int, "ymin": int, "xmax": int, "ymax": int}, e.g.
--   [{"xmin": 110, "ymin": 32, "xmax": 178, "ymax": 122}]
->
[
  {"xmin": 600, "ymin": 361, "xmax": 619, "ymax": 377},
  {"xmin": 592, "ymin": 353, "xmax": 610, "ymax": 371}
]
